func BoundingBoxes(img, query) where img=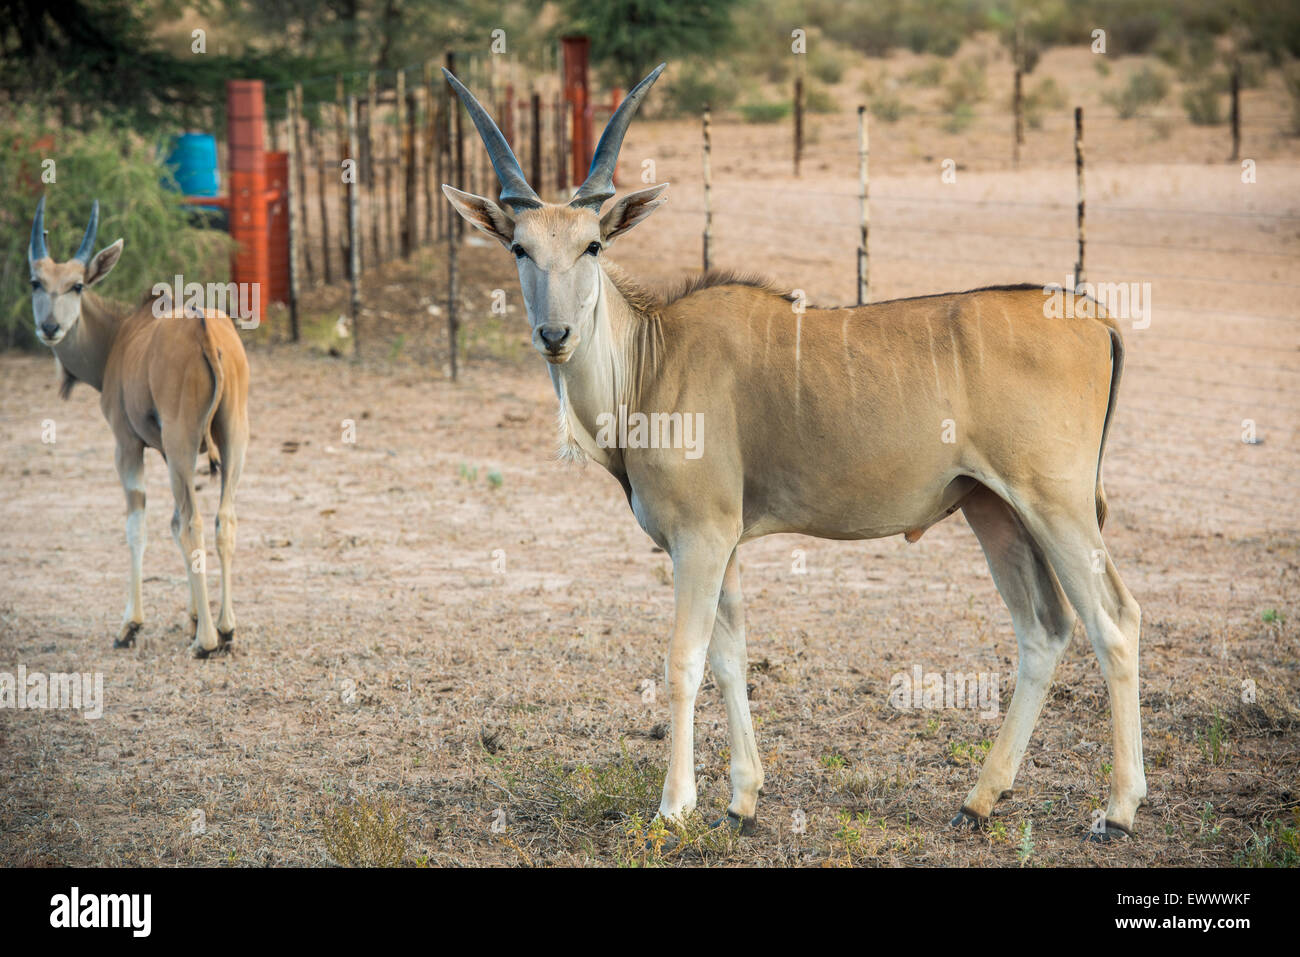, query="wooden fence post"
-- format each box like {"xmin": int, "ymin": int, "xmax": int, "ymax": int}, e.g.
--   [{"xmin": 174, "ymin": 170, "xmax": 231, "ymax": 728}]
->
[
  {"xmin": 292, "ymin": 84, "xmax": 315, "ymax": 286},
  {"xmin": 1013, "ymin": 20, "xmax": 1024, "ymax": 168},
  {"xmin": 366, "ymin": 72, "xmax": 379, "ymax": 266},
  {"xmin": 1230, "ymin": 63, "xmax": 1241, "ymax": 162},
  {"xmin": 446, "ymin": 179, "xmax": 459, "ymax": 381},
  {"xmin": 347, "ymin": 94, "xmax": 361, "ymax": 360},
  {"xmin": 285, "ymin": 90, "xmax": 301, "ymax": 341},
  {"xmin": 702, "ymin": 105, "xmax": 712, "ymax": 273},
  {"xmin": 554, "ymin": 93, "xmax": 567, "ymax": 195},
  {"xmin": 1073, "ymin": 106, "xmax": 1085, "ymax": 288},
  {"xmin": 335, "ymin": 75, "xmax": 349, "ymax": 273},
  {"xmin": 395, "ymin": 68, "xmax": 406, "ymax": 258},
  {"xmin": 404, "ymin": 87, "xmax": 417, "ymax": 258},
  {"xmin": 530, "ymin": 91, "xmax": 542, "ymax": 194},
  {"xmin": 857, "ymin": 105, "xmax": 870, "ymax": 306},
  {"xmin": 436, "ymin": 65, "xmax": 448, "ymax": 241},
  {"xmin": 793, "ymin": 75, "xmax": 804, "ymax": 177},
  {"xmin": 424, "ymin": 60, "xmax": 436, "ymax": 246},
  {"xmin": 385, "ymin": 77, "xmax": 397, "ymax": 258},
  {"xmin": 448, "ymin": 53, "xmax": 465, "ymax": 239},
  {"xmin": 312, "ymin": 120, "xmax": 333, "ymax": 284}
]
